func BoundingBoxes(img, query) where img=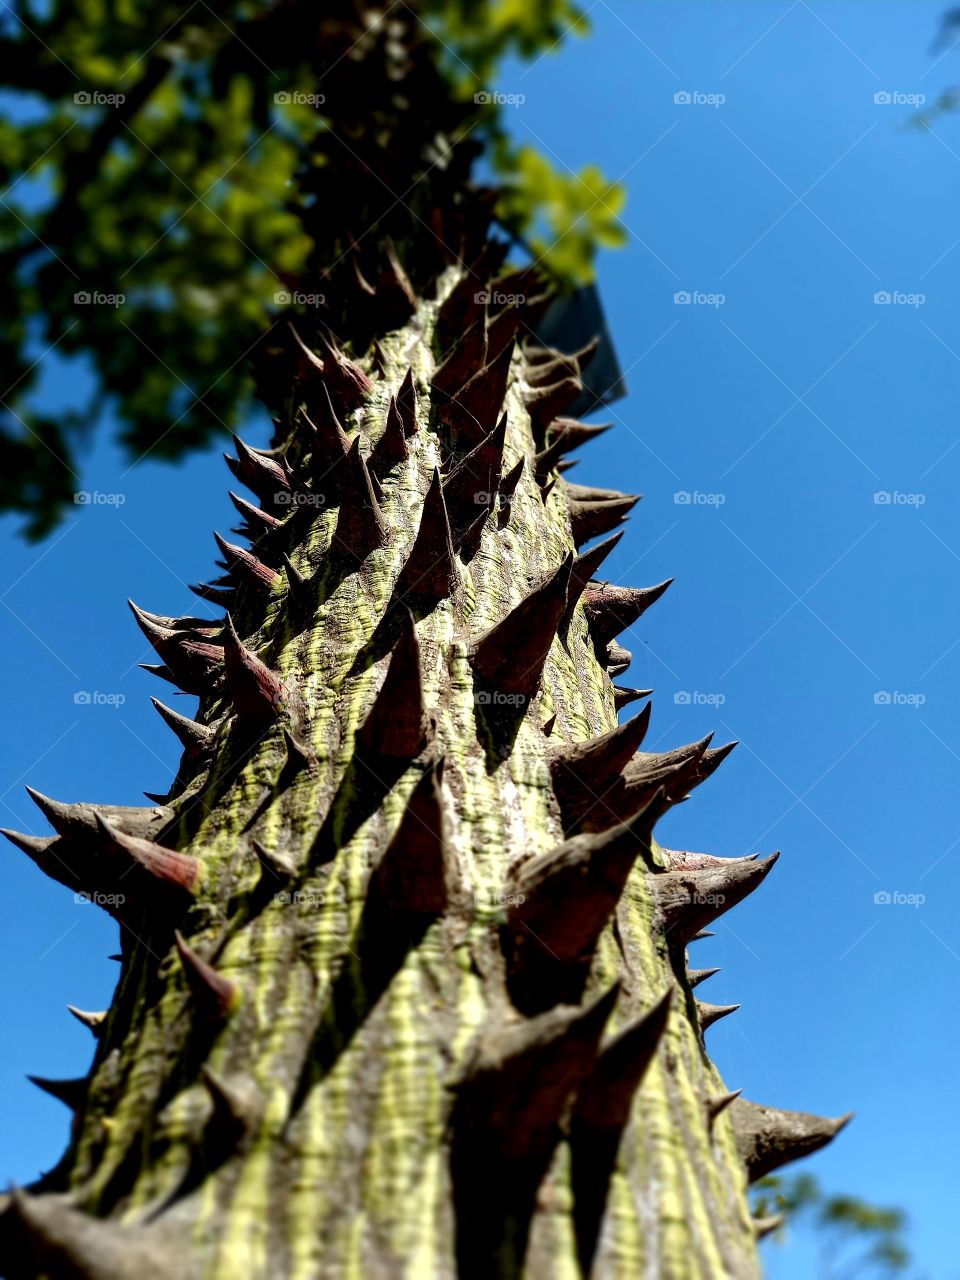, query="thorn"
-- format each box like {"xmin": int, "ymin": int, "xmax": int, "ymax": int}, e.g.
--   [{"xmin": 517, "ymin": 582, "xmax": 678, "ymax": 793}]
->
[
  {"xmin": 200, "ymin": 1066, "xmax": 260, "ymax": 1151},
  {"xmin": 66, "ymin": 1006, "xmax": 106, "ymax": 1038},
  {"xmin": 458, "ymin": 506, "xmax": 489, "ymax": 561},
  {"xmin": 303, "ymin": 382, "xmax": 352, "ymax": 480},
  {"xmin": 572, "ymin": 990, "xmax": 672, "ymax": 1131},
  {"xmin": 649, "ymin": 853, "xmax": 780, "ymax": 945},
  {"xmin": 372, "ymin": 395, "xmax": 410, "ymax": 467},
  {"xmin": 605, "ymin": 641, "xmax": 633, "ymax": 677},
  {"xmin": 706, "ymin": 1088, "xmax": 743, "ymax": 1122},
  {"xmin": 24, "ymin": 790, "xmax": 172, "ymax": 842},
  {"xmin": 485, "ymin": 304, "xmax": 521, "ymax": 362},
  {"xmin": 213, "ymin": 532, "xmax": 280, "ymax": 591},
  {"xmin": 371, "ymin": 340, "xmax": 388, "ymax": 377},
  {"xmin": 542, "ymin": 714, "xmax": 557, "ymax": 737},
  {"xmin": 564, "ymin": 479, "xmax": 629, "ymax": 503},
  {"xmin": 688, "ymin": 967, "xmax": 721, "ymax": 989},
  {"xmin": 222, "ymin": 614, "xmax": 288, "ymax": 720},
  {"xmin": 613, "ymin": 685, "xmax": 654, "ymax": 711},
  {"xmin": 503, "ymin": 806, "xmax": 657, "ymax": 1010},
  {"xmin": 498, "ymin": 457, "xmax": 524, "ymax": 521},
  {"xmin": 190, "ymin": 581, "xmax": 235, "ymax": 608},
  {"xmin": 333, "ymin": 438, "xmax": 387, "ymax": 561},
  {"xmin": 94, "ymin": 814, "xmax": 200, "ymax": 898},
  {"xmin": 26, "ymin": 1076, "xmax": 86, "ymax": 1111},
  {"xmin": 143, "ymin": 791, "xmax": 168, "ymax": 805},
  {"xmin": 356, "ymin": 610, "xmax": 429, "ymax": 758},
  {"xmin": 1, "ymin": 827, "xmax": 56, "ymax": 857},
  {"xmin": 523, "ymin": 376, "xmax": 583, "ymax": 437},
  {"xmin": 225, "ymin": 437, "xmax": 290, "ymax": 506},
  {"xmin": 294, "ymin": 327, "xmax": 373, "ymax": 408},
  {"xmin": 441, "ymin": 338, "xmax": 514, "ymax": 443},
  {"xmin": 150, "ymin": 698, "xmax": 215, "ymax": 759},
  {"xmin": 280, "ymin": 726, "xmax": 312, "ymax": 779},
  {"xmin": 395, "ymin": 468, "xmax": 458, "ymax": 604},
  {"xmin": 550, "ymin": 704, "xmax": 652, "ymax": 798},
  {"xmin": 582, "ymin": 579, "xmax": 673, "ymax": 646},
  {"xmin": 128, "ymin": 600, "xmax": 223, "ymax": 694},
  {"xmin": 568, "ymin": 494, "xmax": 641, "ymax": 547},
  {"xmin": 549, "ymin": 418, "xmax": 612, "ymax": 454},
  {"xmin": 228, "ymin": 491, "xmax": 283, "ymax": 536},
  {"xmin": 372, "ymin": 758, "xmax": 448, "ymax": 915},
  {"xmin": 470, "ymin": 553, "xmax": 573, "ymax": 700},
  {"xmin": 395, "ymin": 367, "xmax": 419, "ymax": 436},
  {"xmin": 566, "ymin": 532, "xmax": 624, "ymax": 614},
  {"xmin": 433, "ymin": 325, "xmax": 488, "ymax": 395},
  {"xmin": 731, "ymin": 1099, "xmax": 853, "ymax": 1182},
  {"xmin": 691, "ymin": 930, "xmax": 715, "ymax": 942},
  {"xmin": 174, "ymin": 931, "xmax": 238, "ymax": 1022},
  {"xmin": 442, "ymin": 414, "xmax": 507, "ymax": 534},
  {"xmin": 281, "ymin": 554, "xmax": 314, "ymax": 611},
  {"xmin": 379, "ymin": 239, "xmax": 417, "ymax": 321},
  {"xmin": 253, "ymin": 838, "xmax": 297, "ymax": 880},
  {"xmin": 696, "ymin": 1000, "xmax": 740, "ymax": 1032},
  {"xmin": 754, "ymin": 1215, "xmax": 784, "ymax": 1240}
]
